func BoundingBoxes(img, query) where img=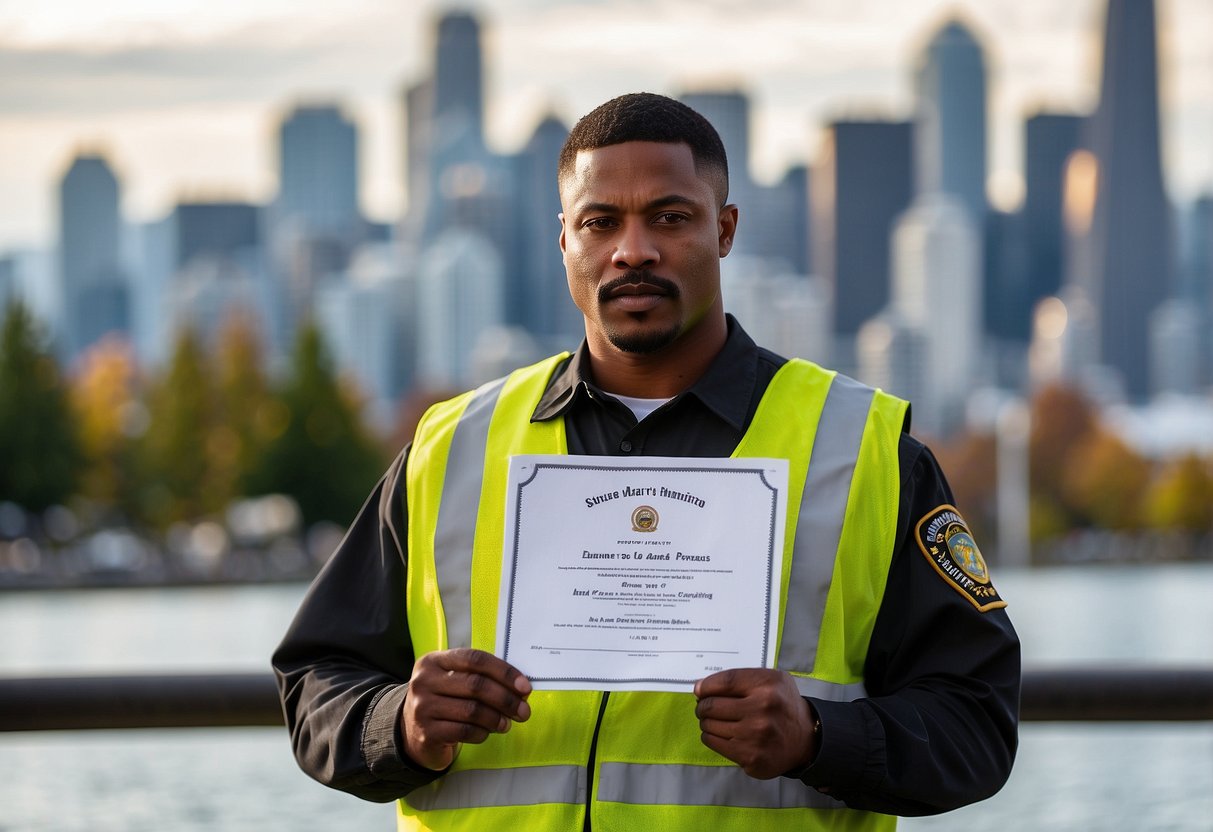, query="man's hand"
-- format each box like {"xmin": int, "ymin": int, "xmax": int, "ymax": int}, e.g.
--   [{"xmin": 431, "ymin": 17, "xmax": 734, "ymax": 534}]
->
[
  {"xmin": 694, "ymin": 668, "xmax": 818, "ymax": 779},
  {"xmin": 402, "ymin": 648, "xmax": 532, "ymax": 771}
]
